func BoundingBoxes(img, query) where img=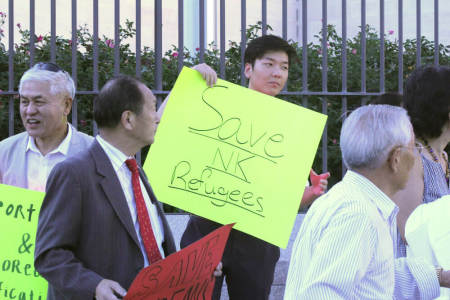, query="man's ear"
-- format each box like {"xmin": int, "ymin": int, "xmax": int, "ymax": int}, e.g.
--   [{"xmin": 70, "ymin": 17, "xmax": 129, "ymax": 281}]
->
[
  {"xmin": 244, "ymin": 63, "xmax": 252, "ymax": 79},
  {"xmin": 120, "ymin": 110, "xmax": 134, "ymax": 130},
  {"xmin": 63, "ymin": 97, "xmax": 73, "ymax": 116},
  {"xmin": 388, "ymin": 146, "xmax": 402, "ymax": 173}
]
